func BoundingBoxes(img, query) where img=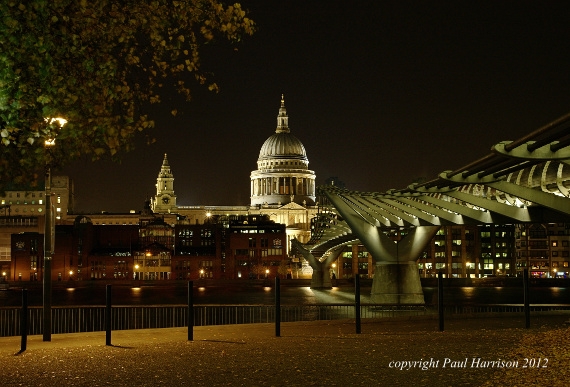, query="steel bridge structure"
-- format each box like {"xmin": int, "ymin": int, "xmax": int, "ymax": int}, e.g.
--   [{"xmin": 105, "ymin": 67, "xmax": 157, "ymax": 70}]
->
[{"xmin": 294, "ymin": 113, "xmax": 570, "ymax": 304}]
